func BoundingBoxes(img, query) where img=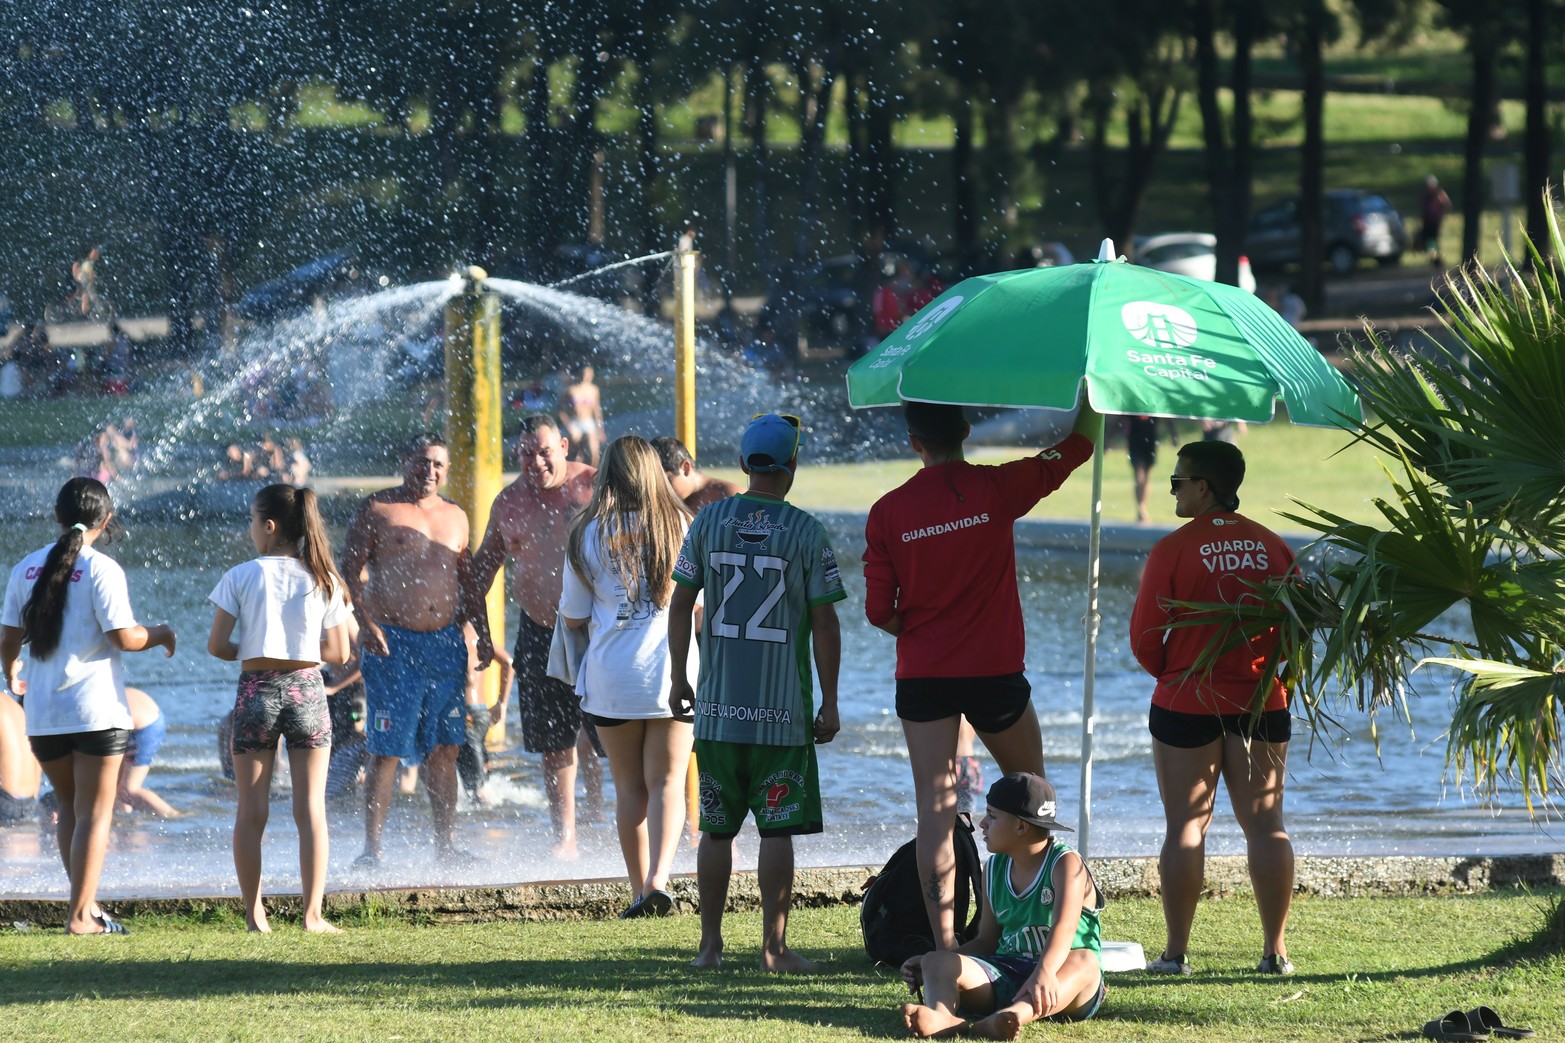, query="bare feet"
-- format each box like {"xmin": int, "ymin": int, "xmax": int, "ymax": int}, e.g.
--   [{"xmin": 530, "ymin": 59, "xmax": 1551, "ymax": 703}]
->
[
  {"xmin": 690, "ymin": 942, "xmax": 723, "ymax": 969},
  {"xmin": 968, "ymin": 1011, "xmax": 1022, "ymax": 1041},
  {"xmin": 550, "ymin": 838, "xmax": 580, "ymax": 861},
  {"xmin": 902, "ymin": 1003, "xmax": 967, "ymax": 1039},
  {"xmin": 760, "ymin": 947, "xmax": 821, "ymax": 974},
  {"xmin": 303, "ymin": 918, "xmax": 343, "ymax": 934},
  {"xmin": 246, "ymin": 914, "xmax": 272, "ymax": 933}
]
